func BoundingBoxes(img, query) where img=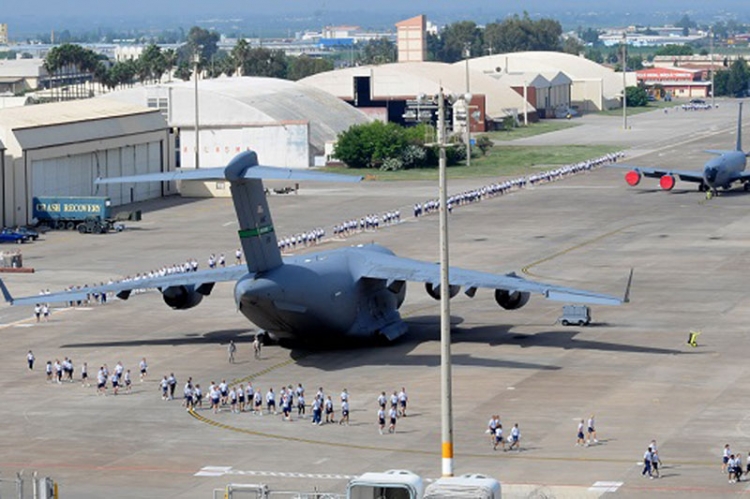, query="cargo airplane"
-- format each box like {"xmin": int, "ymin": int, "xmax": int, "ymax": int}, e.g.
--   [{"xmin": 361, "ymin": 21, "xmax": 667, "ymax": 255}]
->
[
  {"xmin": 614, "ymin": 102, "xmax": 748, "ymax": 198},
  {"xmin": 0, "ymin": 151, "xmax": 623, "ymax": 344}
]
